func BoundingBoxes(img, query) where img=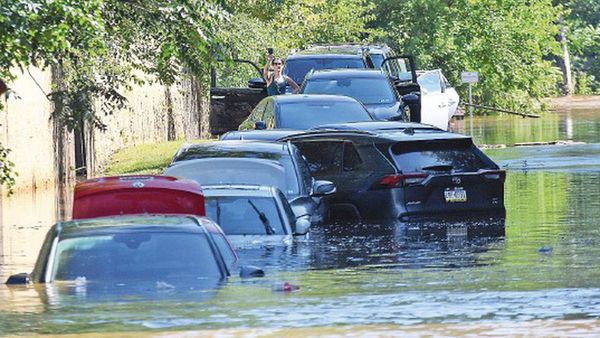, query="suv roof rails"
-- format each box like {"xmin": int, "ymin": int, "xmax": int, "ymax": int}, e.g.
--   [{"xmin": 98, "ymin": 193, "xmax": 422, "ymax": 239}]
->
[
  {"xmin": 299, "ymin": 43, "xmax": 368, "ymax": 53},
  {"xmin": 278, "ymin": 129, "xmax": 375, "ymax": 141}
]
